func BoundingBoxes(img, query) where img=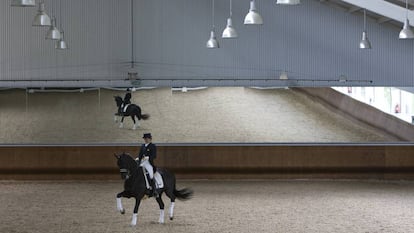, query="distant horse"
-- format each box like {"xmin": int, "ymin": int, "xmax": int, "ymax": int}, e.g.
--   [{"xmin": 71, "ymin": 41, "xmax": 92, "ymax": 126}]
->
[
  {"xmin": 114, "ymin": 95, "xmax": 149, "ymax": 130},
  {"xmin": 115, "ymin": 153, "xmax": 193, "ymax": 226}
]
